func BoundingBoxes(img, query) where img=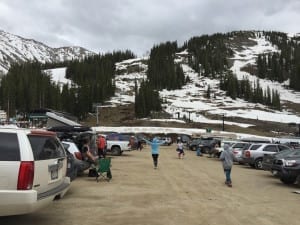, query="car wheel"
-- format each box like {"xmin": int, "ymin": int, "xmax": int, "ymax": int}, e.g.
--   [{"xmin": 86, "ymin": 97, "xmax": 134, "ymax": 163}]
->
[
  {"xmin": 192, "ymin": 146, "xmax": 196, "ymax": 151},
  {"xmin": 254, "ymin": 158, "xmax": 263, "ymax": 169},
  {"xmin": 111, "ymin": 146, "xmax": 121, "ymax": 156},
  {"xmin": 280, "ymin": 176, "xmax": 296, "ymax": 184}
]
